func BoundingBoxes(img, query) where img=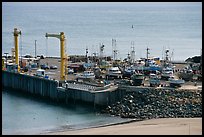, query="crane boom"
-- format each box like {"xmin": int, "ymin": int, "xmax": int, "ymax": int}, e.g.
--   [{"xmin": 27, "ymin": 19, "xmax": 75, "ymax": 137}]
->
[
  {"xmin": 45, "ymin": 33, "xmax": 60, "ymax": 39},
  {"xmin": 45, "ymin": 32, "xmax": 66, "ymax": 81}
]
